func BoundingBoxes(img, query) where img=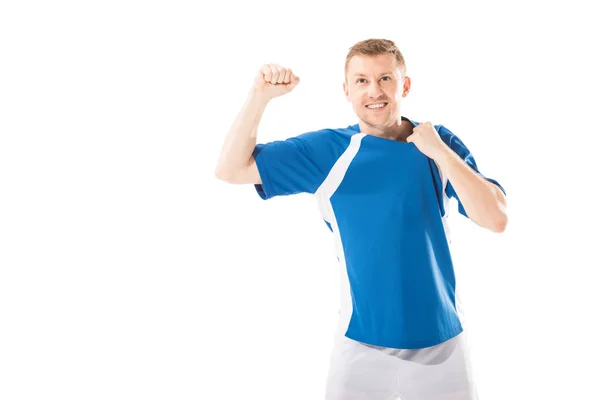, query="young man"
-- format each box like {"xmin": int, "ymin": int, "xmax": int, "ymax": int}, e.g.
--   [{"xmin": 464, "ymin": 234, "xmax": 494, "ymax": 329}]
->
[{"xmin": 215, "ymin": 39, "xmax": 507, "ymax": 400}]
